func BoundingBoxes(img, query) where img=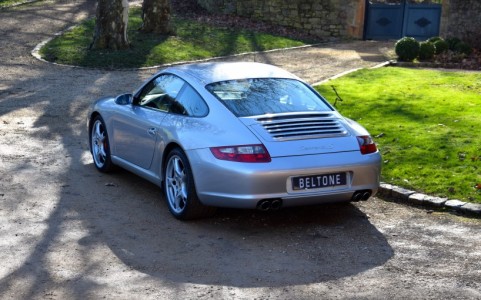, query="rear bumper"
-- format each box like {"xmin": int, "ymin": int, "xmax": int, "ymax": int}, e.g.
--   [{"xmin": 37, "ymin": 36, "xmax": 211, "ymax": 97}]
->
[{"xmin": 187, "ymin": 149, "xmax": 381, "ymax": 209}]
